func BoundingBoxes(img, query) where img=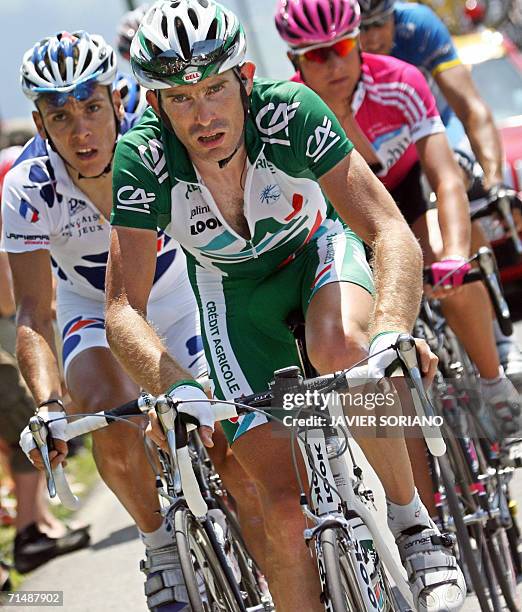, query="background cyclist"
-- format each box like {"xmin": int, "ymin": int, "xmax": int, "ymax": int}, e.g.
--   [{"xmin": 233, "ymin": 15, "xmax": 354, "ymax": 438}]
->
[
  {"xmin": 275, "ymin": 0, "xmax": 521, "ymax": 443},
  {"xmin": 358, "ymin": 0, "xmax": 522, "ymax": 386},
  {"xmin": 2, "ymin": 31, "xmax": 205, "ymax": 611}
]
